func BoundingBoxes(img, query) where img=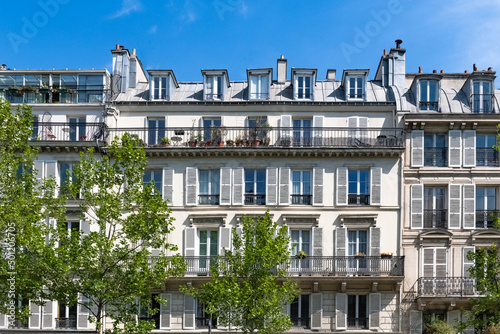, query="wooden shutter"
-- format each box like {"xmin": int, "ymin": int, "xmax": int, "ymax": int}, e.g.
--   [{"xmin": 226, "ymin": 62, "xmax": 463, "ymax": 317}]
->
[
  {"xmin": 280, "ymin": 115, "xmax": 292, "ymax": 140},
  {"xmin": 185, "ymin": 167, "xmax": 198, "ymax": 206},
  {"xmin": 45, "ymin": 160, "xmax": 58, "ymax": 196},
  {"xmin": 411, "ymin": 184, "xmax": 424, "ymax": 229},
  {"xmin": 184, "ymin": 227, "xmax": 196, "ymax": 257},
  {"xmin": 29, "ymin": 301, "xmax": 41, "ymax": 329},
  {"xmin": 435, "ymin": 248, "xmax": 447, "ymax": 277},
  {"xmin": 279, "ymin": 167, "xmax": 290, "ymax": 205},
  {"xmin": 448, "ymin": 130, "xmax": 462, "ymax": 167},
  {"xmin": 162, "ymin": 167, "xmax": 174, "ymax": 204},
  {"xmin": 266, "ymin": 167, "xmax": 278, "ymax": 205},
  {"xmin": 370, "ymin": 167, "xmax": 382, "ymax": 205},
  {"xmin": 448, "ymin": 184, "xmax": 462, "ymax": 229},
  {"xmin": 336, "ymin": 227, "xmax": 346, "ymax": 257},
  {"xmin": 232, "ymin": 167, "xmax": 244, "ymax": 205},
  {"xmin": 220, "ymin": 167, "xmax": 232, "ymax": 206},
  {"xmin": 463, "ymin": 130, "xmax": 476, "ymax": 167},
  {"xmin": 358, "ymin": 117, "xmax": 368, "ymax": 142},
  {"xmin": 335, "ymin": 293, "xmax": 347, "ymax": 330},
  {"xmin": 411, "ymin": 130, "xmax": 424, "ymax": 167},
  {"xmin": 369, "ymin": 293, "xmax": 381, "ymax": 330},
  {"xmin": 42, "ymin": 300, "xmax": 55, "ymax": 329},
  {"xmin": 463, "ymin": 246, "xmax": 475, "ymax": 278},
  {"xmin": 310, "ymin": 293, "xmax": 322, "ymax": 330},
  {"xmin": 313, "ymin": 115, "xmax": 324, "ymax": 146},
  {"xmin": 219, "ymin": 226, "xmax": 232, "ymax": 255},
  {"xmin": 183, "ymin": 295, "xmax": 195, "ymax": 329},
  {"xmin": 77, "ymin": 294, "xmax": 89, "ymax": 329},
  {"xmin": 463, "ymin": 184, "xmax": 476, "ymax": 229},
  {"xmin": 159, "ymin": 293, "xmax": 171, "ymax": 329},
  {"xmin": 336, "ymin": 167, "xmax": 348, "ymax": 206},
  {"xmin": 313, "ymin": 167, "xmax": 324, "ymax": 206},
  {"xmin": 409, "ymin": 310, "xmax": 422, "ymax": 334}
]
